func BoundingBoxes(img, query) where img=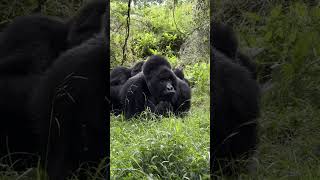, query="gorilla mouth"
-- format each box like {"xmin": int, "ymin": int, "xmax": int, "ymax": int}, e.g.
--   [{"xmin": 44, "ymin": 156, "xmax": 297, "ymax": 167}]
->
[
  {"xmin": 162, "ymin": 91, "xmax": 175, "ymax": 99},
  {"xmin": 165, "ymin": 91, "xmax": 175, "ymax": 96}
]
